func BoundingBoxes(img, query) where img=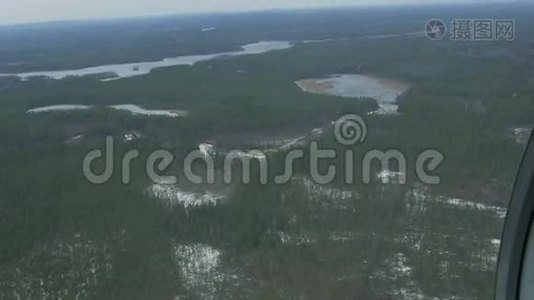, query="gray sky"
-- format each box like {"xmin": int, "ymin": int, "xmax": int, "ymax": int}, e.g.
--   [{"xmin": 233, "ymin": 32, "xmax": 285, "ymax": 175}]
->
[{"xmin": 0, "ymin": 0, "xmax": 517, "ymax": 25}]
